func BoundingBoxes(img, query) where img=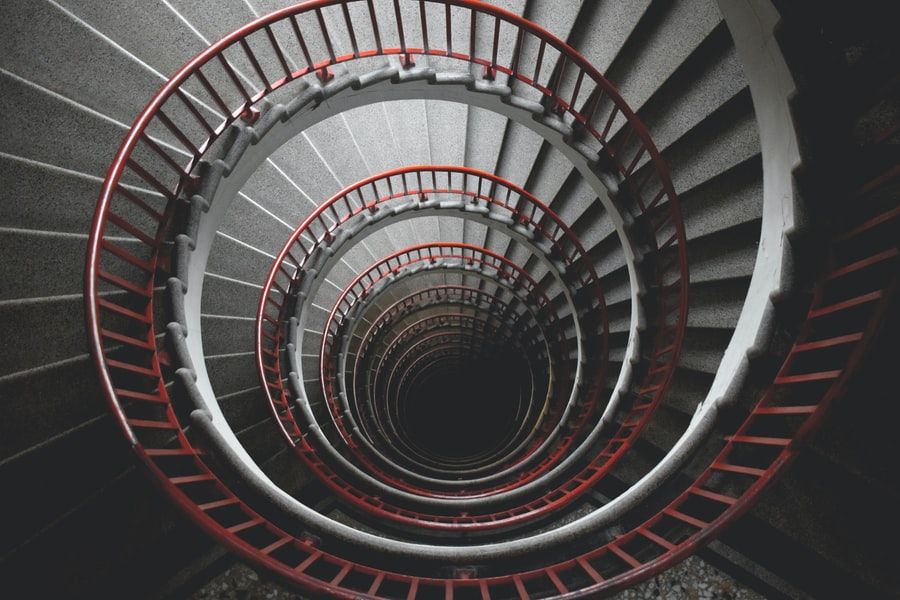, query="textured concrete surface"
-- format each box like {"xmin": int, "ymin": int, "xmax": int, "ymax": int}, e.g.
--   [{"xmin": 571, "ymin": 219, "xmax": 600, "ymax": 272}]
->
[
  {"xmin": 0, "ymin": 0, "xmax": 165, "ymax": 130},
  {"xmin": 625, "ymin": 23, "xmax": 747, "ymax": 162},
  {"xmin": 0, "ymin": 69, "xmax": 124, "ymax": 177},
  {"xmin": 605, "ymin": 0, "xmax": 722, "ymax": 111},
  {"xmin": 645, "ymin": 90, "xmax": 760, "ymax": 196},
  {"xmin": 0, "ymin": 355, "xmax": 102, "ymax": 460},
  {"xmin": 0, "ymin": 230, "xmax": 99, "ymax": 301},
  {"xmin": 0, "ymin": 154, "xmax": 102, "ymax": 233}
]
